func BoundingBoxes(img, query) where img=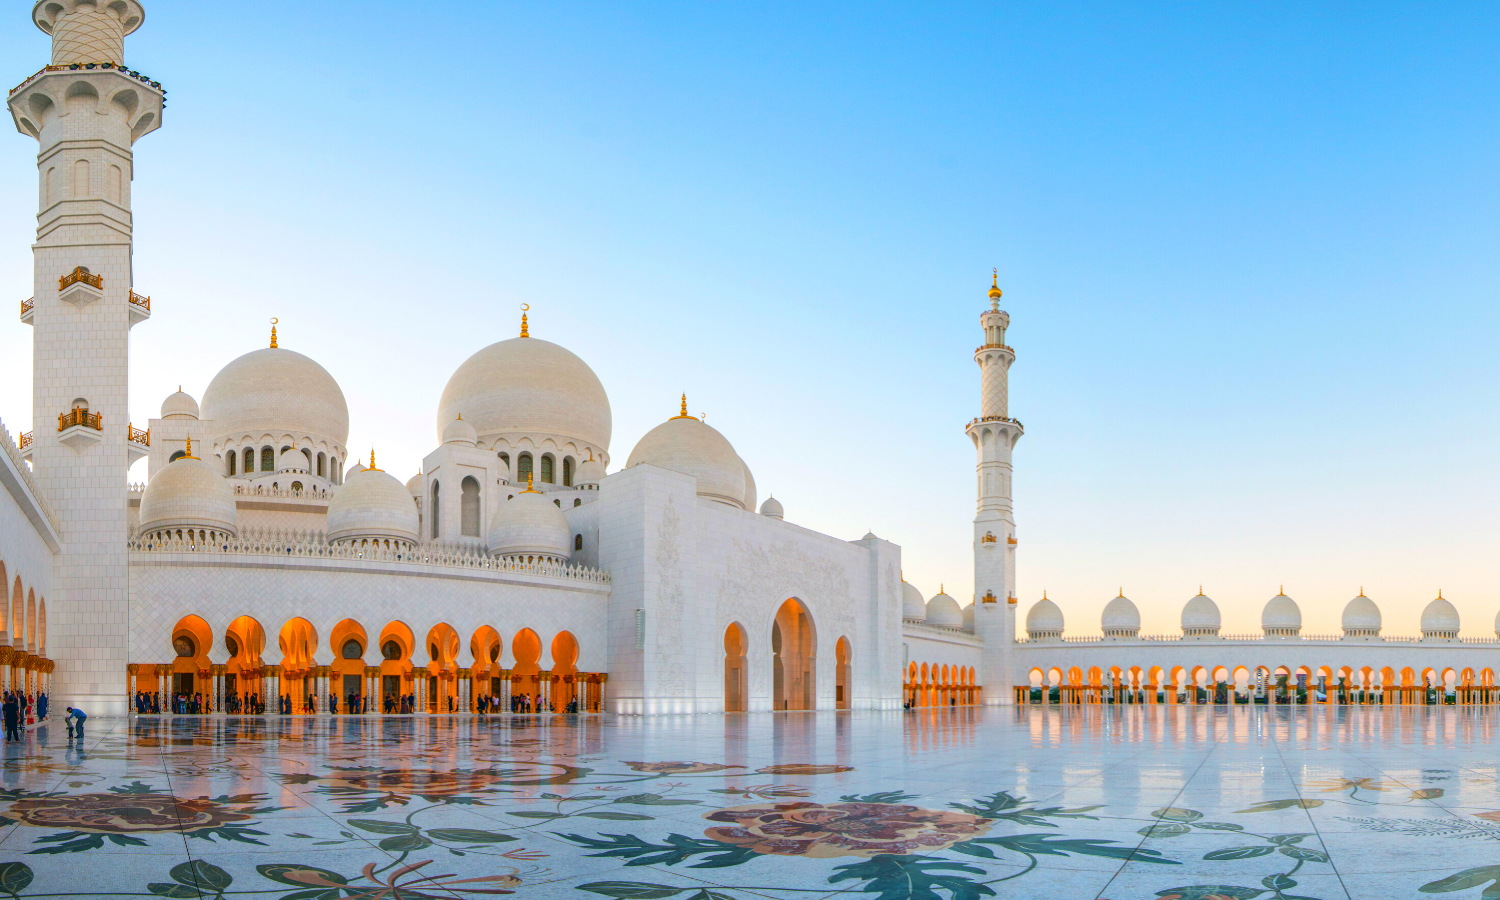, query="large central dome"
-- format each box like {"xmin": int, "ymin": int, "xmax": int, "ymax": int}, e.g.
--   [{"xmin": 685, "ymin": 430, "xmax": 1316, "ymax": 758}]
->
[
  {"xmin": 437, "ymin": 337, "xmax": 611, "ymax": 453},
  {"xmin": 201, "ymin": 347, "xmax": 349, "ymax": 445}
]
